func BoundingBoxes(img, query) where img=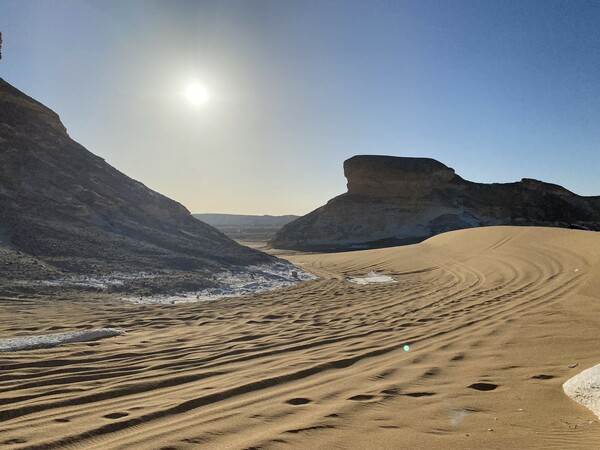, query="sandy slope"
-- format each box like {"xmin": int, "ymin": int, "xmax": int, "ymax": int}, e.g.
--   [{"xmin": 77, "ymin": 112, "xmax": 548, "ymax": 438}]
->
[{"xmin": 1, "ymin": 226, "xmax": 600, "ymax": 449}]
